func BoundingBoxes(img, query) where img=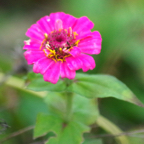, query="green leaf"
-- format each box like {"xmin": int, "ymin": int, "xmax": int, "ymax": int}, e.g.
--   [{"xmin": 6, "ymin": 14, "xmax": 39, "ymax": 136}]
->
[
  {"xmin": 26, "ymin": 72, "xmax": 66, "ymax": 92},
  {"xmin": 45, "ymin": 121, "xmax": 90, "ymax": 144},
  {"xmin": 44, "ymin": 92, "xmax": 99, "ymax": 125},
  {"xmin": 67, "ymin": 73, "xmax": 144, "ymax": 107},
  {"xmin": 44, "ymin": 92, "xmax": 67, "ymax": 119},
  {"xmin": 34, "ymin": 113, "xmax": 90, "ymax": 144},
  {"xmin": 73, "ymin": 94, "xmax": 99, "ymax": 125},
  {"xmin": 34, "ymin": 113, "xmax": 63, "ymax": 138},
  {"xmin": 34, "ymin": 92, "xmax": 99, "ymax": 144}
]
